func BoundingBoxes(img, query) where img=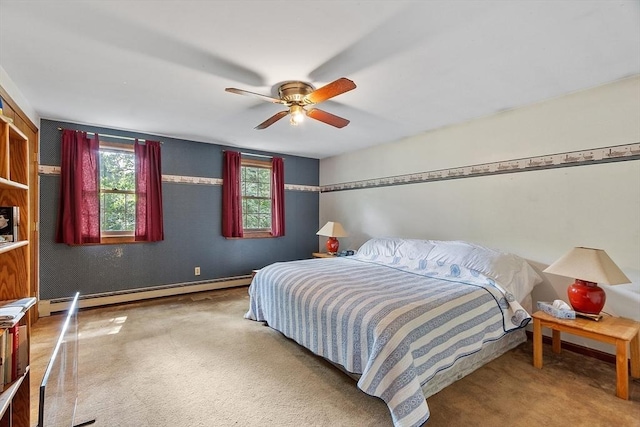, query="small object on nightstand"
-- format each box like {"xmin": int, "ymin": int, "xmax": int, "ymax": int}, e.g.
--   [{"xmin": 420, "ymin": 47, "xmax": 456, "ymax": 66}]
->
[
  {"xmin": 575, "ymin": 311, "xmax": 603, "ymax": 321},
  {"xmin": 537, "ymin": 301, "xmax": 576, "ymax": 319}
]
